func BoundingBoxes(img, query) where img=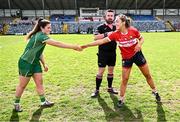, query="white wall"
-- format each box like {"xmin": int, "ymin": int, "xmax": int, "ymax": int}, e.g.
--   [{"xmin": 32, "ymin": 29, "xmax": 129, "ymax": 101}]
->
[
  {"xmin": 1, "ymin": 9, "xmax": 19, "ymax": 17},
  {"xmin": 166, "ymin": 9, "xmax": 179, "ymax": 15},
  {"xmin": 115, "ymin": 9, "xmax": 128, "ymax": 14},
  {"xmin": 0, "ymin": 9, "xmax": 4, "ymax": 16},
  {"xmin": 140, "ymin": 10, "xmax": 152, "ymax": 15}
]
